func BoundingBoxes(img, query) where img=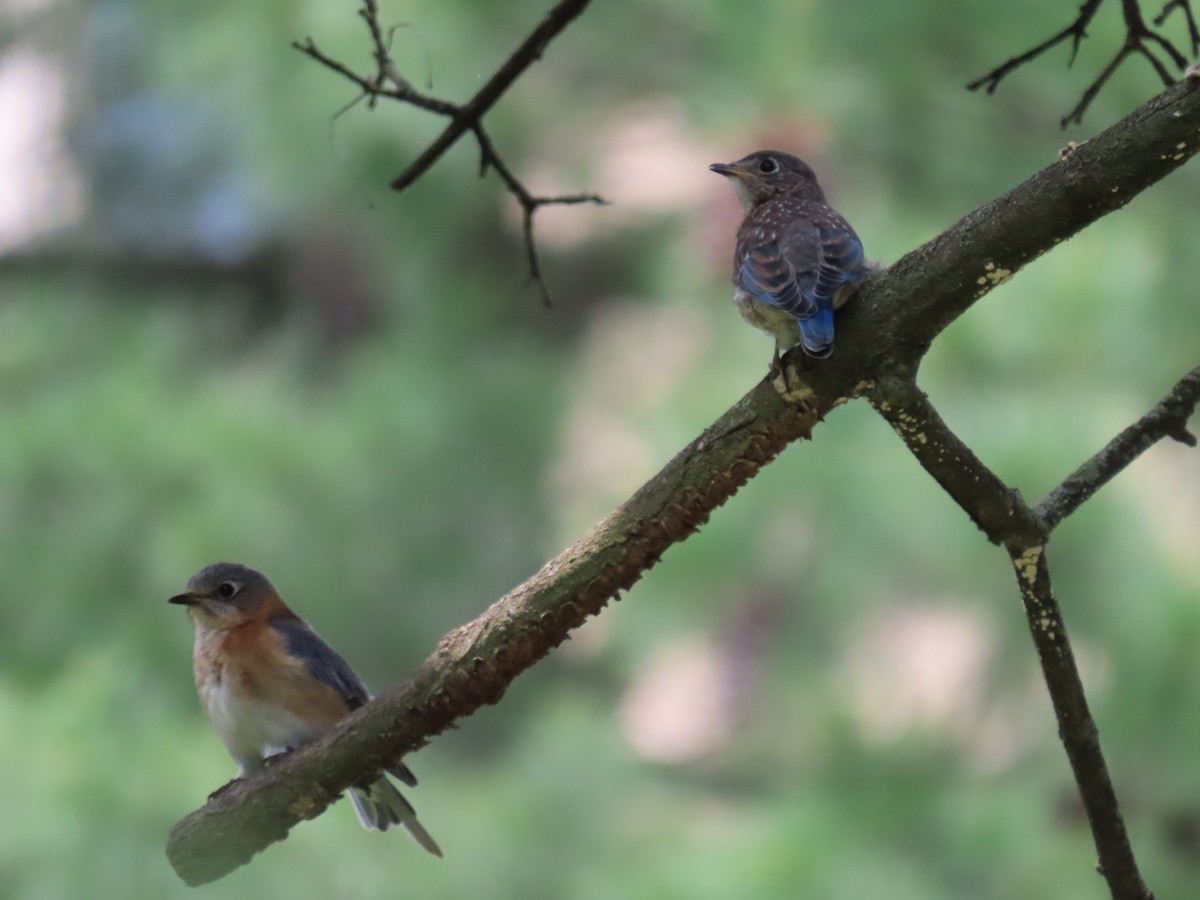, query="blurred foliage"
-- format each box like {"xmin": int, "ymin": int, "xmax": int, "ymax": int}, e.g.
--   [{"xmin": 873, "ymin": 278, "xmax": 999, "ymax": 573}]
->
[{"xmin": 1, "ymin": 0, "xmax": 1199, "ymax": 897}]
